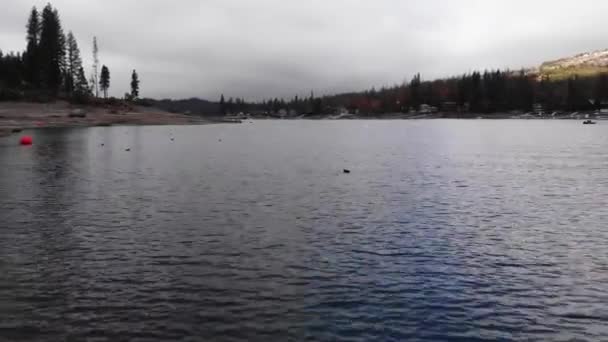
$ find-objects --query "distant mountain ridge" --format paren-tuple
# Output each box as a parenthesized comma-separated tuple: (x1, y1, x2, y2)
(538, 48, 608, 79)
(542, 49, 608, 69)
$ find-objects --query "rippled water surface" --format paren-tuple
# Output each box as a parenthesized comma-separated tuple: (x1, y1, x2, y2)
(1, 120, 608, 341)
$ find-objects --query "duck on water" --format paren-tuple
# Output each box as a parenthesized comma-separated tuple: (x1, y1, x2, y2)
(583, 120, 597, 125)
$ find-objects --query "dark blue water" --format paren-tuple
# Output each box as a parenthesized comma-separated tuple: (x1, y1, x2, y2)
(1, 120, 608, 341)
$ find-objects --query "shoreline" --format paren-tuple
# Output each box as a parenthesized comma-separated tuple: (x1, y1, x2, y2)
(1, 101, 600, 137)
(239, 113, 603, 121)
(0, 101, 239, 136)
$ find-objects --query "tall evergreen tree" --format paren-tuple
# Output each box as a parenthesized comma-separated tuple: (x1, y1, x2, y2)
(516, 70, 534, 111)
(594, 73, 608, 109)
(65, 31, 83, 94)
(74, 66, 90, 96)
(99, 65, 110, 98)
(567, 76, 581, 111)
(219, 94, 226, 115)
(313, 97, 323, 115)
(227, 97, 234, 114)
(39, 4, 65, 92)
(0, 52, 24, 89)
(470, 71, 483, 113)
(409, 73, 422, 110)
(24, 7, 41, 87)
(130, 69, 140, 99)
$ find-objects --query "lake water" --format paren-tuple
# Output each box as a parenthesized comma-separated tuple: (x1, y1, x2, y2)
(1, 120, 608, 341)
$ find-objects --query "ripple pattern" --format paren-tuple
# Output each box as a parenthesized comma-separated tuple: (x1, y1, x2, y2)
(1, 120, 608, 341)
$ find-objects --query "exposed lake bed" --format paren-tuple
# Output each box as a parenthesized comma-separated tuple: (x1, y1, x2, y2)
(0, 101, 228, 135)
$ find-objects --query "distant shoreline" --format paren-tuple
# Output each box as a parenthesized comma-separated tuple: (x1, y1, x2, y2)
(234, 112, 604, 121)
(1, 101, 601, 137)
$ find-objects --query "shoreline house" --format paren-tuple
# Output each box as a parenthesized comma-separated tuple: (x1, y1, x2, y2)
(335, 106, 349, 115)
(419, 104, 438, 114)
(591, 99, 608, 119)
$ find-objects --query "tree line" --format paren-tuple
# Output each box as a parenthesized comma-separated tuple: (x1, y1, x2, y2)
(0, 3, 140, 102)
(218, 91, 324, 116)
(5, 4, 607, 115)
(221, 71, 608, 117)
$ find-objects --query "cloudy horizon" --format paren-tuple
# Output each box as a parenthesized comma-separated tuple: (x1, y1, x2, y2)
(2, 0, 608, 101)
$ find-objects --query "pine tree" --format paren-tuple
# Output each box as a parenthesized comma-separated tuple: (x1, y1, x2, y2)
(470, 71, 482, 113)
(39, 4, 65, 92)
(594, 73, 608, 109)
(227, 97, 234, 114)
(99, 65, 110, 98)
(24, 7, 40, 87)
(0, 52, 24, 89)
(410, 73, 422, 110)
(516, 70, 534, 111)
(74, 66, 90, 96)
(308, 90, 315, 114)
(219, 94, 226, 115)
(130, 69, 140, 99)
(313, 97, 323, 115)
(567, 76, 580, 111)
(65, 31, 83, 94)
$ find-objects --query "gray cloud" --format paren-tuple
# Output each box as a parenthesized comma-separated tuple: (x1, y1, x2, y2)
(3, 0, 608, 100)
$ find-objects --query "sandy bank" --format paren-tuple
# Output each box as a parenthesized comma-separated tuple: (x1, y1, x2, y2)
(0, 101, 234, 136)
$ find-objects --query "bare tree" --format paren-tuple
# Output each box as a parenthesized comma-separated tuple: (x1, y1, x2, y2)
(92, 36, 99, 97)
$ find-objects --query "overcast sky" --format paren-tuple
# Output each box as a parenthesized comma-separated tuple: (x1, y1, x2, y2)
(2, 0, 608, 100)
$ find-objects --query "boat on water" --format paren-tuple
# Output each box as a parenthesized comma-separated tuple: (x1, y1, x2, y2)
(583, 120, 597, 125)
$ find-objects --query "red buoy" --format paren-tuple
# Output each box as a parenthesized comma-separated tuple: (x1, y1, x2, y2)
(20, 136, 33, 146)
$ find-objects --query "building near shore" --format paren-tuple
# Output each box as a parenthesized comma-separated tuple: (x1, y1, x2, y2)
(419, 104, 438, 114)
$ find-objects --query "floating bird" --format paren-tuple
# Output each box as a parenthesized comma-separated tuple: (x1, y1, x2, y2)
(343, 169, 351, 174)
(125, 148, 131, 152)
